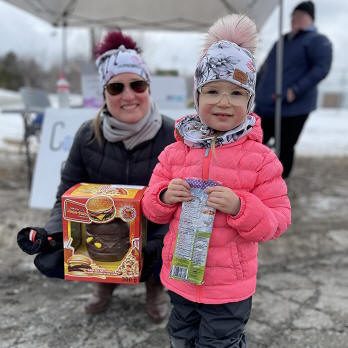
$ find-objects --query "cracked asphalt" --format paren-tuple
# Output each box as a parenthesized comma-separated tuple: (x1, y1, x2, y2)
(0, 151, 347, 348)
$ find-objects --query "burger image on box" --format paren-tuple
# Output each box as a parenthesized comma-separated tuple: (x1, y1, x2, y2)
(86, 195, 116, 223)
(67, 254, 92, 273)
(62, 183, 146, 284)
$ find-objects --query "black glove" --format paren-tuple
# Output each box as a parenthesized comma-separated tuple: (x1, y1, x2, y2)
(17, 227, 62, 255)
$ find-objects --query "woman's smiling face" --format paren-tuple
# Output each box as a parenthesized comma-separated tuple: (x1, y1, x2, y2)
(104, 73, 150, 124)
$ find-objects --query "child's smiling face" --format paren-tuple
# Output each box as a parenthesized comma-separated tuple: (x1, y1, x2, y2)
(198, 81, 250, 131)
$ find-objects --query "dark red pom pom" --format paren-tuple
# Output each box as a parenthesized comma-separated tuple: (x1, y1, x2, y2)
(95, 31, 141, 57)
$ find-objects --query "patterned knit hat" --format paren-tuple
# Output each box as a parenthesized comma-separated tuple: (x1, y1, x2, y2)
(194, 40, 256, 112)
(96, 45, 151, 87)
(193, 14, 258, 113)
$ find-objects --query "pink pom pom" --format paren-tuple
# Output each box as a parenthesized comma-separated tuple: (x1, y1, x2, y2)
(202, 14, 258, 55)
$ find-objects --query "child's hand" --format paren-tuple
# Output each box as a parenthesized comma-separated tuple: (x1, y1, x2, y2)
(161, 178, 193, 205)
(205, 186, 241, 216)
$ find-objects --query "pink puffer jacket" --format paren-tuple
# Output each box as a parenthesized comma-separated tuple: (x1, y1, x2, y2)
(142, 114, 291, 304)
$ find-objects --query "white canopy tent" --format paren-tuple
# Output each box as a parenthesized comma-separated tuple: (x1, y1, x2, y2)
(3, 0, 285, 154)
(3, 0, 277, 30)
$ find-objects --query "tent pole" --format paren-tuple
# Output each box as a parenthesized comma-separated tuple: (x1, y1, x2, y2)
(275, 0, 284, 156)
(61, 17, 68, 76)
(89, 27, 97, 61)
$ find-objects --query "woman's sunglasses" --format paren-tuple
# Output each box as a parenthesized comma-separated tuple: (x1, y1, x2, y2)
(105, 80, 148, 96)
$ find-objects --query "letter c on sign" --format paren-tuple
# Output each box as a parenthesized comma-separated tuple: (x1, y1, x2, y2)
(50, 121, 65, 151)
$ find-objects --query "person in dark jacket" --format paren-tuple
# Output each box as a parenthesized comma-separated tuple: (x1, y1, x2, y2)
(254, 1, 332, 178)
(17, 31, 175, 323)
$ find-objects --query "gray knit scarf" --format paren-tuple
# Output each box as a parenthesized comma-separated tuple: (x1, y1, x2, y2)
(102, 101, 162, 150)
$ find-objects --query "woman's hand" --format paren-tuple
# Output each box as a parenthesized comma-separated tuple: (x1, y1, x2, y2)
(287, 88, 296, 103)
(161, 178, 193, 205)
(205, 186, 241, 216)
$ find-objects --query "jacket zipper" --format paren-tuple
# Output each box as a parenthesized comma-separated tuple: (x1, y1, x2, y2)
(202, 147, 212, 180)
(197, 146, 213, 301)
(125, 157, 130, 184)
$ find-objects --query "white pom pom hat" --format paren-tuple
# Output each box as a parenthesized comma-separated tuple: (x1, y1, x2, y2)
(193, 14, 258, 112)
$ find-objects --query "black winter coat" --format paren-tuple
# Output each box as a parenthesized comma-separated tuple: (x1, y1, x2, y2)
(45, 115, 175, 236)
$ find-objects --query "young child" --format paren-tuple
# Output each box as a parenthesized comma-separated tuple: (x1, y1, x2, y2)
(142, 14, 291, 347)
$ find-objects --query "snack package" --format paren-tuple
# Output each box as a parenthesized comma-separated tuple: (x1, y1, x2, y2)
(62, 183, 146, 284)
(170, 178, 219, 284)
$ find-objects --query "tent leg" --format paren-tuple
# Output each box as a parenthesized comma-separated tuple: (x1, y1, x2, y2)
(22, 112, 33, 190)
(275, 0, 284, 157)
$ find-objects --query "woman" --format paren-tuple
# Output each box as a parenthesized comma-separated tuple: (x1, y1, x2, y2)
(17, 31, 175, 323)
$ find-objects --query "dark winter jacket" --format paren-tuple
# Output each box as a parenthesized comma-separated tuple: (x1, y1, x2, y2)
(45, 115, 175, 240)
(255, 27, 332, 117)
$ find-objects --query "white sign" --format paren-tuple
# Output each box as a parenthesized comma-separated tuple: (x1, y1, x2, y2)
(151, 76, 187, 109)
(29, 108, 97, 209)
(80, 62, 103, 108)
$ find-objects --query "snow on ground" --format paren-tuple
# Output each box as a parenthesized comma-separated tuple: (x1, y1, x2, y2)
(1, 112, 23, 147)
(0, 105, 347, 156)
(296, 108, 348, 156)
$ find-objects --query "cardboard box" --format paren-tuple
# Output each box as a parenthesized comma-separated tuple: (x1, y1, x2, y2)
(62, 183, 146, 284)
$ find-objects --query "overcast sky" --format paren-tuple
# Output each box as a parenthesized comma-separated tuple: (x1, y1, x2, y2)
(0, 0, 346, 82)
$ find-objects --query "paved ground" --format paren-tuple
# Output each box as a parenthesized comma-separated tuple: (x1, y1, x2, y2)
(0, 151, 347, 348)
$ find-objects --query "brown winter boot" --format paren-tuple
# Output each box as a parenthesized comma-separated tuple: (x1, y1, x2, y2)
(145, 276, 169, 323)
(84, 283, 117, 314)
